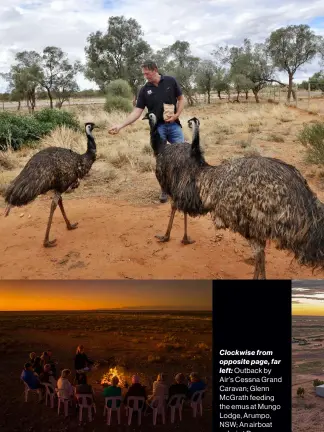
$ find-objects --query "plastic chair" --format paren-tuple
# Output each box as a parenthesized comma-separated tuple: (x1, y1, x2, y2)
(56, 387, 73, 417)
(104, 396, 122, 425)
(57, 397, 70, 417)
(190, 389, 205, 417)
(43, 382, 56, 408)
(167, 394, 186, 423)
(149, 395, 166, 426)
(125, 396, 145, 426)
(76, 393, 96, 422)
(22, 381, 42, 402)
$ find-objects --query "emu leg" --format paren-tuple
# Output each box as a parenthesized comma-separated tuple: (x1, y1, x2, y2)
(43, 193, 60, 248)
(4, 204, 12, 217)
(155, 205, 176, 242)
(58, 197, 78, 230)
(181, 213, 195, 245)
(249, 239, 266, 280)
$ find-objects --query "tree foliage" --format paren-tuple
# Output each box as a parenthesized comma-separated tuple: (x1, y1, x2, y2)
(161, 41, 199, 105)
(213, 38, 274, 102)
(196, 60, 218, 103)
(84, 16, 152, 95)
(266, 24, 323, 100)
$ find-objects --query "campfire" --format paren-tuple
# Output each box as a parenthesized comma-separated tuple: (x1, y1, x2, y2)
(100, 366, 127, 387)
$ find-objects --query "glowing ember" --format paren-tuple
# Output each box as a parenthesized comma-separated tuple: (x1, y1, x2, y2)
(101, 366, 127, 387)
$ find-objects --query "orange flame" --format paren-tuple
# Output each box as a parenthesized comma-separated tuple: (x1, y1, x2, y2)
(100, 366, 126, 386)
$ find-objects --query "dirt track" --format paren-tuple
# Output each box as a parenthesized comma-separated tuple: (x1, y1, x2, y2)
(1, 196, 324, 280)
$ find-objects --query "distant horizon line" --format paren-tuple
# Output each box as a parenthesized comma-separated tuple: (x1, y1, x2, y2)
(0, 307, 212, 312)
(292, 313, 324, 317)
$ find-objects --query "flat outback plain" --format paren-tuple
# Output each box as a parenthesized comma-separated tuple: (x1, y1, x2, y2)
(0, 309, 212, 432)
(292, 315, 324, 432)
(1, 96, 324, 279)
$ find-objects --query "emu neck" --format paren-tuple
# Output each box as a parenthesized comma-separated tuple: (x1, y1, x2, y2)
(86, 133, 96, 156)
(150, 127, 165, 157)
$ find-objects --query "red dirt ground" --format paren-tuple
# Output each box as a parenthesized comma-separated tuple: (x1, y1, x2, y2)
(1, 195, 324, 280)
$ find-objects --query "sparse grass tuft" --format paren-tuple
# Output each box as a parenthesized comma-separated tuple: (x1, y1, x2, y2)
(148, 354, 163, 363)
(195, 342, 209, 351)
(307, 104, 320, 115)
(297, 122, 324, 164)
(0, 150, 16, 170)
(267, 134, 285, 143)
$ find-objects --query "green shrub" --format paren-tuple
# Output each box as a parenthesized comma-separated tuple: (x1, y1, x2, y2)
(104, 95, 133, 113)
(0, 108, 80, 151)
(297, 122, 324, 163)
(297, 386, 305, 397)
(313, 378, 324, 387)
(106, 79, 132, 99)
(33, 108, 80, 130)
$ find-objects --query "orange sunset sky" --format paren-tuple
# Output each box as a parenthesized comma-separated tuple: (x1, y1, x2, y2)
(292, 280, 324, 316)
(0, 280, 212, 311)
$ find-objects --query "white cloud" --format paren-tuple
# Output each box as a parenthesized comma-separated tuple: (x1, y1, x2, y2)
(0, 0, 323, 92)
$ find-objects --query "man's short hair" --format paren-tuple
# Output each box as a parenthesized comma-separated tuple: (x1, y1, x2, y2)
(141, 60, 158, 71)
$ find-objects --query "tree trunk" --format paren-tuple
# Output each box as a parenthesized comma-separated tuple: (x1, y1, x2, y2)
(252, 89, 260, 103)
(31, 95, 36, 113)
(287, 74, 293, 102)
(217, 90, 222, 99)
(207, 91, 210, 104)
(236, 91, 240, 102)
(245, 91, 249, 100)
(27, 98, 31, 114)
(17, 101, 21, 111)
(186, 94, 195, 106)
(46, 88, 53, 109)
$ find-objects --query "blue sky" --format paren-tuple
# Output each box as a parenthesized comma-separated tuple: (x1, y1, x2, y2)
(0, 0, 323, 92)
(309, 16, 324, 27)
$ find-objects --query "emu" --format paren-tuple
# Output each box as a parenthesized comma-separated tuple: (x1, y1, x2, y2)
(144, 112, 324, 279)
(143, 112, 208, 245)
(4, 122, 97, 248)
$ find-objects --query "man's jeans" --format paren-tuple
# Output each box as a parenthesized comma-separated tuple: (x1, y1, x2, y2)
(157, 122, 185, 143)
(156, 122, 185, 202)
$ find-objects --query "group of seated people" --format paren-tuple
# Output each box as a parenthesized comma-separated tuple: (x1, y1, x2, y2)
(102, 371, 206, 413)
(20, 344, 206, 416)
(20, 345, 92, 400)
(21, 350, 58, 396)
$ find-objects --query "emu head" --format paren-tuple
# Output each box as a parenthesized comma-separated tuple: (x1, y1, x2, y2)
(142, 112, 157, 129)
(85, 122, 97, 134)
(187, 117, 200, 129)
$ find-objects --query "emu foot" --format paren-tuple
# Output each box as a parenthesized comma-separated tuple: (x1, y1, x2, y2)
(155, 234, 170, 242)
(43, 239, 57, 248)
(67, 222, 78, 230)
(181, 236, 195, 245)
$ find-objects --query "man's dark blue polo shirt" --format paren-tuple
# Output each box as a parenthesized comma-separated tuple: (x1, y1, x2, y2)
(136, 75, 183, 125)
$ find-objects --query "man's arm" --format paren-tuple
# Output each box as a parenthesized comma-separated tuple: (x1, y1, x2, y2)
(119, 107, 144, 128)
(108, 107, 143, 134)
(108, 86, 145, 134)
(165, 95, 185, 123)
(175, 95, 185, 118)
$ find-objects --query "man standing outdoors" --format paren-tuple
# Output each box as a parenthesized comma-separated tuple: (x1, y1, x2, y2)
(108, 60, 185, 203)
